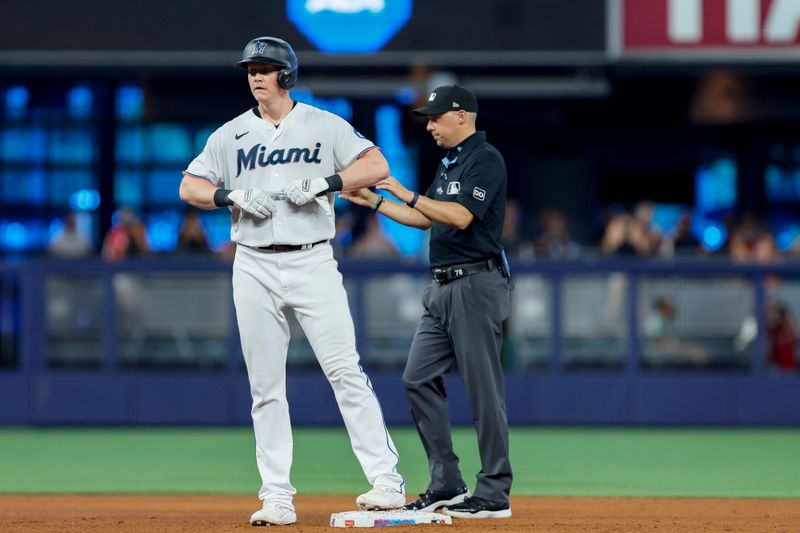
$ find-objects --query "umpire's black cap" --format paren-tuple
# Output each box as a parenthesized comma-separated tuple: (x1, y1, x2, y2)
(412, 84, 478, 115)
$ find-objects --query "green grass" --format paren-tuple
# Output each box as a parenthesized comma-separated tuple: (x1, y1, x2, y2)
(0, 427, 798, 497)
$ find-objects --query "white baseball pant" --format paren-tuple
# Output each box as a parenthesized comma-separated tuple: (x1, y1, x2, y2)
(232, 242, 403, 506)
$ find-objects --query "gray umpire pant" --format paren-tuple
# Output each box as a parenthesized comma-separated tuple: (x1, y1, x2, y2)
(402, 268, 513, 505)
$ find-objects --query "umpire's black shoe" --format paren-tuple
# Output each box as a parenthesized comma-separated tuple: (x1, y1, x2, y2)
(402, 485, 469, 512)
(442, 496, 512, 519)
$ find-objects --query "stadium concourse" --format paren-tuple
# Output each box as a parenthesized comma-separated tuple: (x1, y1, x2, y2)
(1, 495, 798, 532)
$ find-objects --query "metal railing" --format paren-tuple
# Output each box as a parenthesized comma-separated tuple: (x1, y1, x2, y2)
(1, 257, 800, 375)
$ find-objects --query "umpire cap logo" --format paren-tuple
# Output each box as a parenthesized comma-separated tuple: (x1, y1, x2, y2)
(428, 92, 436, 101)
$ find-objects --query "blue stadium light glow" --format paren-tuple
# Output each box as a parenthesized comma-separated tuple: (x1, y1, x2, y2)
(1, 222, 29, 251)
(701, 224, 726, 251)
(69, 189, 101, 211)
(695, 156, 737, 214)
(48, 219, 65, 242)
(150, 220, 176, 252)
(775, 224, 799, 251)
(116, 85, 144, 121)
(5, 86, 29, 118)
(145, 210, 181, 252)
(150, 124, 192, 163)
(287, 0, 412, 53)
(67, 86, 93, 119)
(291, 89, 353, 121)
(374, 104, 422, 257)
(394, 86, 417, 105)
(202, 212, 233, 252)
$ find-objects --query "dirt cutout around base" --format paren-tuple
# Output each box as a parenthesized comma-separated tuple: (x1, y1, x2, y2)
(0, 494, 798, 532)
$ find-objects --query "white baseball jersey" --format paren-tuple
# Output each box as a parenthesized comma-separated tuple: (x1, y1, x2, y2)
(184, 102, 376, 246)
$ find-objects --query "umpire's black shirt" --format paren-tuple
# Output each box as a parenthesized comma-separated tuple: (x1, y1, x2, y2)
(425, 131, 507, 267)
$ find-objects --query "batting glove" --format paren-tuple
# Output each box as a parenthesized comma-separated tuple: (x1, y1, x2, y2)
(284, 177, 329, 206)
(228, 189, 275, 220)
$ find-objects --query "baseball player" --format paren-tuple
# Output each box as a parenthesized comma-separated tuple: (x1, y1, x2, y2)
(178, 36, 405, 526)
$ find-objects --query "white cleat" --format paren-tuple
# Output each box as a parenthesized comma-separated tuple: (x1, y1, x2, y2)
(356, 485, 406, 510)
(250, 501, 297, 526)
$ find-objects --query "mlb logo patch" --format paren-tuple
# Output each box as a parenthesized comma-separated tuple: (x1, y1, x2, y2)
(429, 92, 437, 101)
(472, 187, 486, 201)
(446, 181, 460, 194)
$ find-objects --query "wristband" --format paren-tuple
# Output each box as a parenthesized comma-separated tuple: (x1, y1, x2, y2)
(407, 191, 420, 208)
(372, 195, 384, 213)
(214, 188, 233, 207)
(321, 173, 343, 194)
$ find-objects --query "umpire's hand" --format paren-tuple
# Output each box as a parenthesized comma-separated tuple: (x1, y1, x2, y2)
(376, 177, 413, 203)
(338, 188, 378, 208)
(228, 189, 275, 219)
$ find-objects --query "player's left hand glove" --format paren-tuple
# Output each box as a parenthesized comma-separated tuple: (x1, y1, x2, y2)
(284, 177, 329, 206)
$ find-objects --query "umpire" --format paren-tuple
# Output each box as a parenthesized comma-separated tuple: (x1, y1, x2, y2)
(340, 84, 512, 519)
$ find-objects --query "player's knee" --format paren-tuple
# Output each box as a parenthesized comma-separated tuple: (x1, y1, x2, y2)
(322, 359, 356, 383)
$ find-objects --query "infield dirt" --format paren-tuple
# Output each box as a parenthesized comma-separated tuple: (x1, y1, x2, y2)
(0, 494, 797, 532)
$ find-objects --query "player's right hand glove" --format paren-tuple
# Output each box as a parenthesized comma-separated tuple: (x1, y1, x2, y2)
(228, 189, 274, 220)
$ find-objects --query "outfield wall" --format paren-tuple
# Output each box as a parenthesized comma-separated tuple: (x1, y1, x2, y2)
(1, 258, 799, 425)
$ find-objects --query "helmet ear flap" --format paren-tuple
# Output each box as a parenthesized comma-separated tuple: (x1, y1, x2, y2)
(278, 68, 296, 90)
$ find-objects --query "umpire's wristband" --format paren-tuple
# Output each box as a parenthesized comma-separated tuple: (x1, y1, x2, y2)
(372, 195, 384, 213)
(214, 188, 234, 207)
(407, 191, 420, 209)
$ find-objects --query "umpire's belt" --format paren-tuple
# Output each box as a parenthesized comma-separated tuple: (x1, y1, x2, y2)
(256, 239, 328, 253)
(431, 258, 497, 284)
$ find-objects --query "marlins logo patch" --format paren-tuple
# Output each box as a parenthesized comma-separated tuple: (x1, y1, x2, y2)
(446, 181, 460, 195)
(252, 41, 267, 55)
(472, 187, 486, 201)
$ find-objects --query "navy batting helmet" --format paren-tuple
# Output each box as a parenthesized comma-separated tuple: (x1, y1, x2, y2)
(236, 37, 298, 90)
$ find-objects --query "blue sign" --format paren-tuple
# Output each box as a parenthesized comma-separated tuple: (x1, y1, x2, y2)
(287, 0, 412, 54)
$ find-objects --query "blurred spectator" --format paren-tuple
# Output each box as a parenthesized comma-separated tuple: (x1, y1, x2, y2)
(48, 212, 93, 258)
(766, 301, 797, 372)
(729, 212, 768, 262)
(632, 200, 662, 254)
(601, 203, 662, 258)
(601, 213, 655, 257)
(102, 207, 150, 262)
(348, 217, 399, 259)
(644, 296, 678, 338)
(643, 296, 709, 366)
(533, 207, 578, 259)
(790, 233, 800, 257)
(753, 233, 782, 264)
(501, 198, 534, 260)
(663, 211, 702, 257)
(176, 208, 210, 254)
(601, 213, 637, 256)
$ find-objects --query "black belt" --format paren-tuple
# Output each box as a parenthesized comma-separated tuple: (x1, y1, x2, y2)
(256, 239, 328, 253)
(431, 258, 498, 284)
